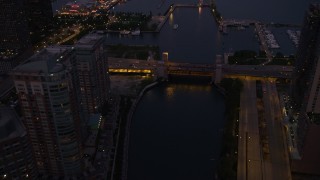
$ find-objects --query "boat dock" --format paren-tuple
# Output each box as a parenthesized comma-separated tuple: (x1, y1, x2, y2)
(254, 23, 273, 63)
(219, 19, 258, 34)
(286, 30, 300, 47)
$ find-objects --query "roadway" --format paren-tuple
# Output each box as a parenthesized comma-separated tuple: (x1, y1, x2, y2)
(238, 78, 263, 180)
(237, 78, 292, 180)
(57, 25, 82, 45)
(108, 58, 293, 78)
(262, 79, 291, 180)
(108, 57, 159, 70)
(222, 65, 293, 78)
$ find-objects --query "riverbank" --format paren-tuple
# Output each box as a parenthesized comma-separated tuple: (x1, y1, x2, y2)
(121, 81, 160, 180)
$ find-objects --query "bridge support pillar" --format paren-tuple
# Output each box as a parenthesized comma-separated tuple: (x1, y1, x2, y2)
(155, 52, 169, 80)
(214, 55, 223, 84)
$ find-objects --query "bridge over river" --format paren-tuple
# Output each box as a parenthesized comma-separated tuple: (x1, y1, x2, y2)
(108, 57, 293, 81)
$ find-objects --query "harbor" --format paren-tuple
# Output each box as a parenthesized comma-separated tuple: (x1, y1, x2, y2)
(264, 28, 280, 49)
(286, 30, 300, 47)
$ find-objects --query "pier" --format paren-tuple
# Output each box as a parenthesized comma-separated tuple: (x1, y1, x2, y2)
(254, 23, 274, 64)
(220, 19, 275, 64)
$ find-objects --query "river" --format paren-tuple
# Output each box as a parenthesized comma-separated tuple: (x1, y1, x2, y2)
(128, 80, 225, 180)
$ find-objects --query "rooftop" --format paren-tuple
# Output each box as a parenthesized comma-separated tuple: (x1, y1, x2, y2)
(0, 106, 26, 142)
(14, 46, 72, 74)
(76, 33, 104, 50)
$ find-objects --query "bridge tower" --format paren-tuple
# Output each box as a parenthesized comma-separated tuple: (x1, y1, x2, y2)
(156, 52, 169, 80)
(214, 55, 223, 84)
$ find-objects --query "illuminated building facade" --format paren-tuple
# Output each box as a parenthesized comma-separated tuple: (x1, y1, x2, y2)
(11, 46, 83, 176)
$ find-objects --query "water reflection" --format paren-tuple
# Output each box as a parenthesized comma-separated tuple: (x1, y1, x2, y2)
(169, 13, 174, 26)
(165, 86, 175, 99)
(166, 84, 213, 95)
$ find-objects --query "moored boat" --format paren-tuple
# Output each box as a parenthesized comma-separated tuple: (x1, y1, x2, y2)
(120, 30, 130, 35)
(131, 29, 140, 36)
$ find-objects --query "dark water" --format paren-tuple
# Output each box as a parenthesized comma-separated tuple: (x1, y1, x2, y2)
(106, 7, 221, 63)
(159, 7, 221, 63)
(105, 0, 316, 62)
(114, 0, 316, 24)
(128, 82, 225, 180)
(114, 0, 212, 15)
(215, 0, 316, 25)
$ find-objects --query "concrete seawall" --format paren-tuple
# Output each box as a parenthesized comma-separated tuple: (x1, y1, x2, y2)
(121, 81, 159, 180)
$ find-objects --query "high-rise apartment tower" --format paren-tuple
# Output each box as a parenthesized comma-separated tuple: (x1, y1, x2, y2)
(75, 34, 110, 116)
(291, 3, 320, 176)
(11, 46, 83, 177)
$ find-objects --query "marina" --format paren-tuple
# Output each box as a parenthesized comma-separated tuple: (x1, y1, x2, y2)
(287, 30, 300, 47)
(264, 29, 280, 49)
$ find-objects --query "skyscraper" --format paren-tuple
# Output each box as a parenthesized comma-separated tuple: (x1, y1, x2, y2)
(291, 3, 320, 176)
(0, 0, 32, 73)
(0, 106, 38, 179)
(11, 46, 83, 177)
(293, 3, 320, 113)
(75, 33, 110, 116)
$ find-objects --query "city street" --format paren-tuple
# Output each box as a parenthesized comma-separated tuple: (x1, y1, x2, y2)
(238, 78, 263, 180)
(262, 79, 291, 180)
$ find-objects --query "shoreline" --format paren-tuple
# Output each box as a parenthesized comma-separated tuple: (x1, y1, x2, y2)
(120, 80, 160, 180)
(120, 78, 227, 180)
